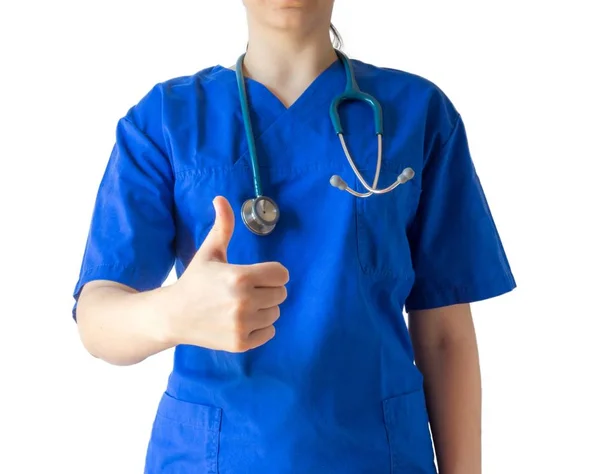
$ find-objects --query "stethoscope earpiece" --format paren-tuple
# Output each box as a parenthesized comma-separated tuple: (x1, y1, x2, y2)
(397, 167, 415, 184)
(330, 167, 415, 197)
(235, 50, 417, 234)
(329, 175, 348, 191)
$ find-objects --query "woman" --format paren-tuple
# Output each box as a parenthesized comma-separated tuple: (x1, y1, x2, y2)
(73, 1, 516, 473)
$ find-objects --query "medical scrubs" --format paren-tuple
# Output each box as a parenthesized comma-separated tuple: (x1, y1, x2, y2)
(73, 57, 516, 473)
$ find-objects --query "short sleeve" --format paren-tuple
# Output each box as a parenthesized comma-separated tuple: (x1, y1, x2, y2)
(72, 87, 176, 318)
(405, 110, 516, 312)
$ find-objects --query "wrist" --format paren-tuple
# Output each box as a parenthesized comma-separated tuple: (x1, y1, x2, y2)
(141, 283, 183, 349)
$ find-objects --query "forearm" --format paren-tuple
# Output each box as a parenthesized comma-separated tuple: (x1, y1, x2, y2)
(76, 282, 178, 366)
(415, 334, 482, 474)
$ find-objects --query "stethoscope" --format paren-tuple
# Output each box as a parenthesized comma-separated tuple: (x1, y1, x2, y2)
(235, 50, 415, 236)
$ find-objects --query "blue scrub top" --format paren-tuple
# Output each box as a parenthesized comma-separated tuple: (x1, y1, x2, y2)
(73, 57, 516, 474)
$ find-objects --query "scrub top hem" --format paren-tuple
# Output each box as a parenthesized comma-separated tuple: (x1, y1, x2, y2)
(72, 55, 517, 473)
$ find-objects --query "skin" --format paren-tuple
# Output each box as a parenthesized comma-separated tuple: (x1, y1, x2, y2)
(77, 2, 483, 472)
(240, 0, 338, 107)
(410, 305, 482, 474)
(77, 197, 289, 363)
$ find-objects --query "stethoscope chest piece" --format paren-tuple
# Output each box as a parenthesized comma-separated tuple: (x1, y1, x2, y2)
(241, 196, 280, 236)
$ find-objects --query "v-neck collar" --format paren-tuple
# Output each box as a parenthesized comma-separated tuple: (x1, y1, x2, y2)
(211, 56, 346, 134)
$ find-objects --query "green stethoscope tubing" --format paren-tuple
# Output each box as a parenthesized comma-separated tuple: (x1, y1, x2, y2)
(235, 50, 414, 235)
(235, 50, 383, 197)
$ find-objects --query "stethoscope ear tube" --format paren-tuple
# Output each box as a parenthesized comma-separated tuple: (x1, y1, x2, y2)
(236, 50, 416, 235)
(331, 133, 415, 197)
(236, 54, 281, 236)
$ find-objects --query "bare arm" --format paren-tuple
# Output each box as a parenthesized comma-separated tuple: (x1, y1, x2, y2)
(75, 197, 288, 367)
(76, 281, 178, 366)
(409, 303, 481, 474)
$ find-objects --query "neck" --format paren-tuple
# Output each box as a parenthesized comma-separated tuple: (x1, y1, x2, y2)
(240, 26, 338, 108)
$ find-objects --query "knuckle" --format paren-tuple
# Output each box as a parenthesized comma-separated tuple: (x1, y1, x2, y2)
(226, 300, 251, 337)
(231, 294, 250, 316)
(229, 336, 249, 353)
(233, 317, 248, 337)
(229, 268, 251, 288)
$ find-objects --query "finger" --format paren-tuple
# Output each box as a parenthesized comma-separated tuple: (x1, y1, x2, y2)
(241, 262, 290, 287)
(250, 286, 287, 310)
(245, 325, 276, 350)
(196, 196, 235, 263)
(248, 306, 281, 330)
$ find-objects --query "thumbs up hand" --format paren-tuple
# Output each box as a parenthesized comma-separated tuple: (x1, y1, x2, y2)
(166, 197, 289, 352)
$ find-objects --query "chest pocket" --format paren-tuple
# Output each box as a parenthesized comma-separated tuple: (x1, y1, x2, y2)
(354, 167, 419, 278)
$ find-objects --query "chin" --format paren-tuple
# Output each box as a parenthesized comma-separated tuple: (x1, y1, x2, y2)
(271, 0, 313, 6)
(247, 0, 324, 31)
(266, 8, 314, 30)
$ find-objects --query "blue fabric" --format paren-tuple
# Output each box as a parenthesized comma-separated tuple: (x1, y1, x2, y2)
(73, 57, 516, 473)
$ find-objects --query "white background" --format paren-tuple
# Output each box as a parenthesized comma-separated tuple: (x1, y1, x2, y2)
(1, 0, 598, 472)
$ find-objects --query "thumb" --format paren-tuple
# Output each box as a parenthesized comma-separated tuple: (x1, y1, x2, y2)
(196, 196, 235, 263)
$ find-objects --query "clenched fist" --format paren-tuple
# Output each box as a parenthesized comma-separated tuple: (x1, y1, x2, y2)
(165, 196, 289, 352)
